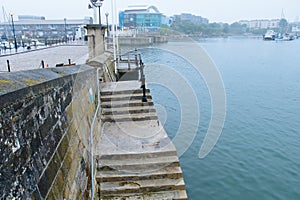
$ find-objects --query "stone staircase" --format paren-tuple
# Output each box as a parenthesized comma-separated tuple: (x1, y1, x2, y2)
(95, 81, 188, 200)
(100, 87, 156, 123)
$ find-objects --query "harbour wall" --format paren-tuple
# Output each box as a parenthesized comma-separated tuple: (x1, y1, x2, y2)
(0, 65, 101, 199)
(118, 35, 168, 46)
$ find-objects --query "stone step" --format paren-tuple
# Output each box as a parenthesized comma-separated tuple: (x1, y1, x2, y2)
(99, 190, 188, 200)
(97, 156, 180, 172)
(97, 150, 177, 160)
(101, 93, 152, 102)
(102, 112, 158, 122)
(99, 178, 186, 196)
(96, 166, 183, 183)
(102, 106, 156, 116)
(101, 100, 154, 109)
(101, 88, 150, 96)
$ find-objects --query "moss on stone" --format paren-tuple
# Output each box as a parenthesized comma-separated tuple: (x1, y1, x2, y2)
(0, 79, 12, 84)
(22, 78, 46, 86)
(0, 79, 21, 90)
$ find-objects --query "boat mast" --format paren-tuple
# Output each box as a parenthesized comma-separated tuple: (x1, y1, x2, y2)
(281, 9, 285, 20)
(2, 6, 11, 39)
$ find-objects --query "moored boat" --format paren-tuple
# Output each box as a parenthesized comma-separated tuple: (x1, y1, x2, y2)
(263, 30, 276, 40)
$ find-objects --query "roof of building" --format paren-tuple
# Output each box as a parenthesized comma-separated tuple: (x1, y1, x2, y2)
(123, 5, 161, 14)
(2, 18, 92, 25)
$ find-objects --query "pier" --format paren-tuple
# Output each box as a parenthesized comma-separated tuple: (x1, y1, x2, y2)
(0, 24, 187, 199)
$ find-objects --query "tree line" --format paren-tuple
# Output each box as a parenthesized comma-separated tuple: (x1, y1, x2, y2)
(161, 19, 291, 37)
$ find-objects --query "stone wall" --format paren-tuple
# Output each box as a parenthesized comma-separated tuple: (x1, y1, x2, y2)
(0, 65, 100, 199)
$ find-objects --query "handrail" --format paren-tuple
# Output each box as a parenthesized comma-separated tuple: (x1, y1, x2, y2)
(104, 62, 116, 82)
(90, 68, 101, 200)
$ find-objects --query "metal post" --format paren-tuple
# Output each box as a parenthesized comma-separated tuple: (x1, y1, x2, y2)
(64, 18, 67, 43)
(10, 13, 18, 52)
(135, 54, 138, 66)
(128, 54, 131, 69)
(98, 6, 101, 25)
(7, 60, 11, 72)
(134, 49, 138, 66)
(105, 12, 109, 37)
(139, 54, 143, 66)
(68, 59, 71, 65)
(140, 61, 147, 102)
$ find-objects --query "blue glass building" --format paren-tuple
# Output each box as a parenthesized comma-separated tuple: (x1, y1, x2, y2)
(119, 5, 163, 32)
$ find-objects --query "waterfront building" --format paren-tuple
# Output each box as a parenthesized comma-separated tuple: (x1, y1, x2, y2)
(119, 5, 164, 32)
(0, 15, 92, 41)
(291, 22, 300, 33)
(173, 13, 209, 25)
(239, 19, 280, 29)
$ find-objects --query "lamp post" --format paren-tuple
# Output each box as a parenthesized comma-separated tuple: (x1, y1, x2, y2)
(64, 18, 67, 42)
(90, 0, 104, 26)
(105, 12, 109, 37)
(9, 12, 18, 52)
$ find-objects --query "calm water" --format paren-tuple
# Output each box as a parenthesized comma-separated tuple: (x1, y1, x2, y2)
(140, 37, 300, 199)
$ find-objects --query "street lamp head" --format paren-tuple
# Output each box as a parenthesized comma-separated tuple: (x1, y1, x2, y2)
(9, 12, 13, 17)
(105, 12, 109, 17)
(90, 0, 104, 7)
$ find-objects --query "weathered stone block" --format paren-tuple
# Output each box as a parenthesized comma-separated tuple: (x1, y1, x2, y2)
(62, 182, 70, 199)
(38, 152, 61, 198)
(66, 121, 78, 141)
(31, 189, 42, 200)
(57, 134, 69, 160)
(46, 190, 56, 200)
(38, 170, 51, 198)
(66, 152, 81, 186)
(52, 170, 64, 200)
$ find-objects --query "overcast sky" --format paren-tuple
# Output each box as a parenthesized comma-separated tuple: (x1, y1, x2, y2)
(1, 0, 300, 23)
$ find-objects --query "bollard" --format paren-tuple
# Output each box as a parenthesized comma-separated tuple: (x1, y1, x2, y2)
(41, 60, 45, 68)
(7, 60, 11, 72)
(68, 59, 71, 65)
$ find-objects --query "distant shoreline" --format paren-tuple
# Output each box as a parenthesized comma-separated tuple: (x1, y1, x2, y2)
(165, 34, 263, 41)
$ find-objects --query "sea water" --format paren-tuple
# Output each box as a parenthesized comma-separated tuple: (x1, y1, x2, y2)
(140, 37, 300, 199)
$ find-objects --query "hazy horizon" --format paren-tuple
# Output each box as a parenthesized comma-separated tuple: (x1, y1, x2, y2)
(1, 0, 300, 24)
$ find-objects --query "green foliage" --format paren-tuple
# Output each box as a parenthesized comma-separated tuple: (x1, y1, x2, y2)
(167, 21, 248, 36)
(161, 20, 289, 37)
(279, 18, 288, 29)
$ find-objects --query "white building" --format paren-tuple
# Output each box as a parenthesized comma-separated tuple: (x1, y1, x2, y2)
(0, 16, 92, 40)
(239, 19, 280, 29)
